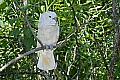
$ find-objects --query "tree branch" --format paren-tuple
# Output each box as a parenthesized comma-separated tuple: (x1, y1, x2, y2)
(0, 47, 41, 72)
(0, 71, 51, 79)
(14, 0, 44, 49)
(57, 22, 92, 48)
(109, 0, 119, 79)
(110, 0, 119, 66)
(0, 71, 42, 76)
(56, 60, 72, 80)
(68, 1, 81, 79)
(93, 34, 111, 79)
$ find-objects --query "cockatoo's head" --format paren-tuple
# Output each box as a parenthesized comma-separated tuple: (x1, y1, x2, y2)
(39, 11, 57, 26)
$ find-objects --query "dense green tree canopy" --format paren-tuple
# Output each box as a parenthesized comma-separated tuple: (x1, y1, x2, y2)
(0, 0, 120, 80)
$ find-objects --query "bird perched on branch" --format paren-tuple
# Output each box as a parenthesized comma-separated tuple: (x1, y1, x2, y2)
(37, 11, 59, 70)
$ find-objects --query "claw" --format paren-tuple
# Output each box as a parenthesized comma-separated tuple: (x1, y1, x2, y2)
(49, 44, 55, 50)
(44, 44, 55, 50)
(50, 45, 53, 50)
(45, 45, 49, 50)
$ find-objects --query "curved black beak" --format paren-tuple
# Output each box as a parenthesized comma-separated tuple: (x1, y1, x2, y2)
(53, 17, 58, 22)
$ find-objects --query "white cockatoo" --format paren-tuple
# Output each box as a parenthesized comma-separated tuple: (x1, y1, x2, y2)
(37, 11, 59, 70)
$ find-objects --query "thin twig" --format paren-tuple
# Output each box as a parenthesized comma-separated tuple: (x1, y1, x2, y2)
(0, 47, 41, 72)
(67, 45, 76, 75)
(68, 1, 81, 79)
(56, 60, 72, 80)
(57, 22, 92, 47)
(0, 71, 42, 76)
(47, 0, 56, 11)
(0, 36, 15, 39)
(25, 16, 44, 49)
(93, 34, 110, 77)
(14, 0, 44, 49)
(0, 71, 51, 79)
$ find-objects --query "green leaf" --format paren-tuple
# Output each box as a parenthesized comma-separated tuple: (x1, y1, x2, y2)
(12, 28, 20, 37)
(23, 28, 32, 38)
(9, 18, 16, 26)
(0, 0, 6, 9)
(0, 20, 3, 26)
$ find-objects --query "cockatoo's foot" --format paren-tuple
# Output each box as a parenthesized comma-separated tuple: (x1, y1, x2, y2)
(45, 45, 49, 50)
(49, 44, 54, 50)
(44, 44, 55, 50)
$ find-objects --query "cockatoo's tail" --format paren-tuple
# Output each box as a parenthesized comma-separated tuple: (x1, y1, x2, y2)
(37, 50, 55, 70)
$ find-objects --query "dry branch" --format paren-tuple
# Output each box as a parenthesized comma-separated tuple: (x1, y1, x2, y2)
(93, 34, 110, 78)
(0, 71, 42, 76)
(0, 47, 41, 72)
(109, 0, 119, 80)
(14, 0, 44, 49)
(69, 1, 81, 79)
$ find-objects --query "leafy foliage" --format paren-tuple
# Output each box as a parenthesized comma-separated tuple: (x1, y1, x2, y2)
(0, 0, 120, 80)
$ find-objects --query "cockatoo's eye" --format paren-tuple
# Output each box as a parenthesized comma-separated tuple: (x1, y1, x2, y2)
(49, 16, 51, 18)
